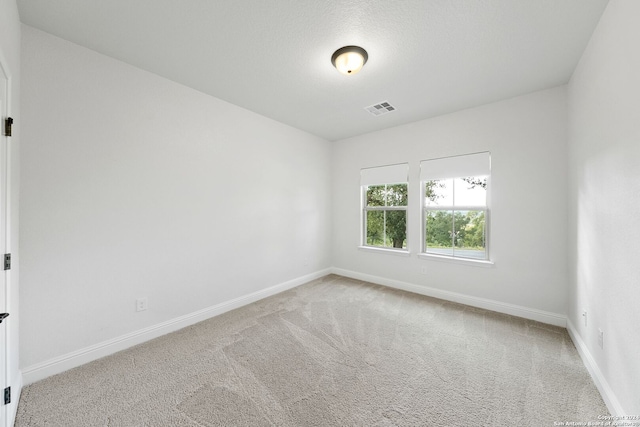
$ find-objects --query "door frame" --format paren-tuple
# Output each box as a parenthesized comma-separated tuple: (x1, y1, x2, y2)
(0, 49, 14, 427)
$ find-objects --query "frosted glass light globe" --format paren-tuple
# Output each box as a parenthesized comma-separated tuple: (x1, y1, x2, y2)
(331, 46, 368, 76)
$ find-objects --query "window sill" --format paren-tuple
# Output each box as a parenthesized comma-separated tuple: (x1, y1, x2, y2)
(358, 246, 411, 257)
(418, 252, 495, 267)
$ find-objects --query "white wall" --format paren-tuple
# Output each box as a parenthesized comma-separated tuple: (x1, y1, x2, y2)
(332, 87, 568, 319)
(0, 0, 21, 425)
(567, 0, 640, 415)
(19, 26, 332, 370)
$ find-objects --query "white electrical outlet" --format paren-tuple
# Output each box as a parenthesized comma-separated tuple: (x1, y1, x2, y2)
(582, 311, 587, 327)
(598, 329, 604, 349)
(420, 266, 428, 275)
(136, 297, 148, 312)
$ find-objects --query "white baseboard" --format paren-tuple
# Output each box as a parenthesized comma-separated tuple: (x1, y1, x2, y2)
(331, 267, 567, 327)
(22, 269, 332, 385)
(566, 319, 624, 416)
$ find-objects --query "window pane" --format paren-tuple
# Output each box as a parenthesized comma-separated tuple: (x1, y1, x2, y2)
(386, 210, 407, 248)
(454, 210, 486, 259)
(366, 210, 385, 246)
(386, 184, 408, 207)
(425, 179, 453, 207)
(425, 210, 453, 256)
(454, 176, 487, 207)
(366, 185, 386, 207)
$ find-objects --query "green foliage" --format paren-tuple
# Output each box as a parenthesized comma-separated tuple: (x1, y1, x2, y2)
(463, 211, 485, 248)
(365, 184, 407, 248)
(366, 211, 384, 245)
(425, 210, 485, 249)
(461, 176, 487, 189)
(366, 177, 487, 252)
(425, 180, 444, 202)
(426, 211, 454, 247)
(424, 177, 487, 251)
(366, 185, 386, 207)
(386, 210, 406, 248)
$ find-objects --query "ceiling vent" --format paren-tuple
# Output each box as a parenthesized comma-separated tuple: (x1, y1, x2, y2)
(365, 101, 396, 116)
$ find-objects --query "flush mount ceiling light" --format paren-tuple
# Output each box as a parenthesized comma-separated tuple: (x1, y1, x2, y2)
(331, 46, 368, 75)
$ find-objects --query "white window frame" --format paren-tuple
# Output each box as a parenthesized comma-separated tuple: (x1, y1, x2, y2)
(420, 153, 492, 263)
(360, 163, 409, 254)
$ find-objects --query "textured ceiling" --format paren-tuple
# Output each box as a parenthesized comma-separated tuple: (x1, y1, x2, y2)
(18, 0, 609, 141)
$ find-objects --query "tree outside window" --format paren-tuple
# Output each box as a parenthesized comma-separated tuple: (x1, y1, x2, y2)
(424, 176, 487, 260)
(364, 183, 408, 249)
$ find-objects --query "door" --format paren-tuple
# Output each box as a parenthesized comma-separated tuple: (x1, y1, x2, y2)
(0, 59, 8, 427)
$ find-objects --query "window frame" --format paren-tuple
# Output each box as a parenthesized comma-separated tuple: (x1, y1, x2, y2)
(361, 182, 409, 253)
(421, 184, 490, 261)
(420, 153, 491, 263)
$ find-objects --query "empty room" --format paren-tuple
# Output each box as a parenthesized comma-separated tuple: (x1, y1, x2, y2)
(0, 0, 638, 425)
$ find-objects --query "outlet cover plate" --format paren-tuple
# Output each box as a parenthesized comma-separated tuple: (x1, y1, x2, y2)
(136, 297, 148, 312)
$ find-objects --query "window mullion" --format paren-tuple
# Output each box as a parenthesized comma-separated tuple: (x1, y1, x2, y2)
(452, 209, 456, 256)
(383, 210, 387, 247)
(383, 184, 387, 247)
(452, 180, 456, 255)
(365, 206, 406, 211)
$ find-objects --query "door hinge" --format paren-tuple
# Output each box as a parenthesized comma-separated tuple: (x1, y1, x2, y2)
(3, 387, 10, 405)
(3, 253, 10, 270)
(3, 117, 12, 137)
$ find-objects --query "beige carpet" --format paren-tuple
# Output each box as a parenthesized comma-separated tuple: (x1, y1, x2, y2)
(16, 275, 608, 426)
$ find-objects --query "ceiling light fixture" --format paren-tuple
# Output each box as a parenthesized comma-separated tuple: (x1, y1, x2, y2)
(331, 46, 368, 76)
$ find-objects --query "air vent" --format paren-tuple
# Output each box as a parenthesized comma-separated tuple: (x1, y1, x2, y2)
(365, 101, 396, 116)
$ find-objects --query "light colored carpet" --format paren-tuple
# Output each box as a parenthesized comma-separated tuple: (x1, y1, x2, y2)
(16, 275, 608, 426)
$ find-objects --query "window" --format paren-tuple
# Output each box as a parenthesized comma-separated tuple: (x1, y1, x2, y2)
(420, 152, 490, 260)
(361, 163, 409, 250)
